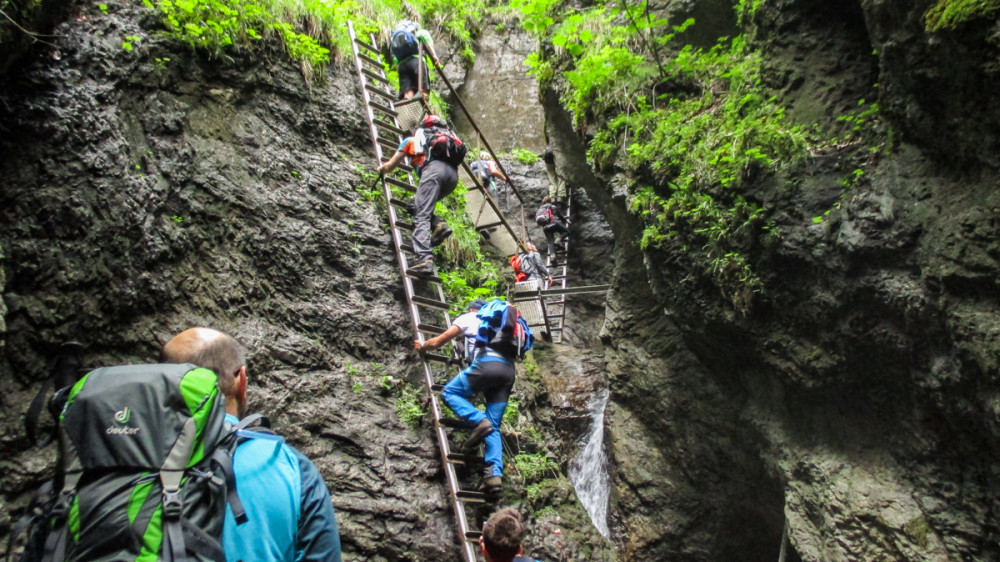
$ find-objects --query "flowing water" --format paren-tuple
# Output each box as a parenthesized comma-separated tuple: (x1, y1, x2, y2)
(568, 387, 611, 539)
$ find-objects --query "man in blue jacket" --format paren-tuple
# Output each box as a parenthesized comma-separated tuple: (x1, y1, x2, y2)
(161, 328, 342, 562)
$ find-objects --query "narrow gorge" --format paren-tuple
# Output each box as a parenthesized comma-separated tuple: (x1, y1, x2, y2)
(3, 0, 1000, 560)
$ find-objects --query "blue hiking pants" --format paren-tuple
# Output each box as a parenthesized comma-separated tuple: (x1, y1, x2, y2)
(441, 353, 515, 477)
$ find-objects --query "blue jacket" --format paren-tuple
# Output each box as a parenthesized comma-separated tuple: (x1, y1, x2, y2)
(223, 414, 342, 562)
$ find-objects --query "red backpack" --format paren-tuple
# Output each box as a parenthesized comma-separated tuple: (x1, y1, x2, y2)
(509, 254, 528, 283)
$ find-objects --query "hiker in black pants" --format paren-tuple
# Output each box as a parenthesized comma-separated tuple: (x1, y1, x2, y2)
(535, 196, 570, 257)
(379, 115, 463, 276)
(390, 20, 441, 100)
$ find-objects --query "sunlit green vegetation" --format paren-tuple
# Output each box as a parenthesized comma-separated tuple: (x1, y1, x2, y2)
(514, 0, 819, 313)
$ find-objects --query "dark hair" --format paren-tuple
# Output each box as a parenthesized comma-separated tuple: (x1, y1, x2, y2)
(482, 508, 525, 562)
(543, 145, 555, 164)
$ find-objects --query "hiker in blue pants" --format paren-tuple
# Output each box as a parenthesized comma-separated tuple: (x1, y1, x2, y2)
(418, 299, 532, 497)
(439, 353, 513, 496)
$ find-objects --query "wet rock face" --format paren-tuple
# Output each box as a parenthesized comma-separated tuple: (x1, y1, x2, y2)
(0, 4, 616, 559)
(540, 0, 1000, 561)
(0, 4, 464, 558)
(451, 23, 547, 152)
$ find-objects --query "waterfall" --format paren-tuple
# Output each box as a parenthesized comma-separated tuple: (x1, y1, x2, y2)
(568, 387, 611, 539)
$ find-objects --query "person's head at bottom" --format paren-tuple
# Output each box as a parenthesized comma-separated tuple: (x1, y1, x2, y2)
(480, 507, 526, 562)
(161, 327, 248, 418)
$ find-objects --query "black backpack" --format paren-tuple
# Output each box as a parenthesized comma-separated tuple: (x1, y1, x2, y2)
(535, 204, 554, 227)
(423, 126, 467, 167)
(11, 363, 248, 562)
(390, 21, 419, 61)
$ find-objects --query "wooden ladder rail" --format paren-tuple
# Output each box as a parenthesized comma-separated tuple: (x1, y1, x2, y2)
(347, 21, 484, 562)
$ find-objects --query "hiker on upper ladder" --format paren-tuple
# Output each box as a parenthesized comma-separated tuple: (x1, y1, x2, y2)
(378, 115, 467, 277)
(390, 19, 441, 100)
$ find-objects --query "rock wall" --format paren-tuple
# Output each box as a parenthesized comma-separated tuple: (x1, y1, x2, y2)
(543, 0, 1000, 560)
(0, 3, 607, 559)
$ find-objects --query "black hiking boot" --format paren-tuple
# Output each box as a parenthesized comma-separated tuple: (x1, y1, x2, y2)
(431, 223, 453, 246)
(463, 418, 493, 450)
(408, 258, 435, 277)
(480, 463, 502, 500)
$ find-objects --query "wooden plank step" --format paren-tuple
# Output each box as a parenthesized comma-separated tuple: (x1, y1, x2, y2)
(353, 38, 380, 56)
(465, 531, 483, 542)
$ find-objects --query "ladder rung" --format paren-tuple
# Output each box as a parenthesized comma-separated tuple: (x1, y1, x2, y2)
(385, 176, 415, 192)
(362, 69, 391, 86)
(380, 159, 414, 174)
(400, 242, 415, 254)
(356, 52, 384, 70)
(353, 38, 381, 56)
(475, 221, 504, 231)
(378, 137, 398, 151)
(446, 452, 471, 464)
(368, 100, 398, 117)
(423, 353, 453, 365)
(394, 220, 414, 231)
(373, 119, 406, 136)
(406, 271, 442, 283)
(439, 417, 465, 427)
(389, 197, 411, 209)
(465, 531, 483, 542)
(417, 322, 448, 334)
(432, 383, 445, 392)
(411, 294, 449, 310)
(547, 314, 565, 319)
(457, 490, 487, 502)
(365, 83, 396, 101)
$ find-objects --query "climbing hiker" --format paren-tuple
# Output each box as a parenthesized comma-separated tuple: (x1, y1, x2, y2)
(162, 328, 342, 562)
(470, 151, 508, 200)
(420, 298, 533, 498)
(390, 19, 441, 100)
(414, 298, 487, 366)
(480, 507, 543, 562)
(542, 145, 567, 204)
(510, 242, 552, 287)
(378, 115, 466, 276)
(535, 196, 570, 257)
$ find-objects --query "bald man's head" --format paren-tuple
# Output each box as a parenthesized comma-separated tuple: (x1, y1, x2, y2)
(161, 328, 246, 397)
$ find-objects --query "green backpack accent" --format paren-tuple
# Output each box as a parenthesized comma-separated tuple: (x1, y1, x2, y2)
(13, 363, 246, 562)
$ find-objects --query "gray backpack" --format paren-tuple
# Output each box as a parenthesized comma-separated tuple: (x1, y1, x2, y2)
(12, 363, 248, 562)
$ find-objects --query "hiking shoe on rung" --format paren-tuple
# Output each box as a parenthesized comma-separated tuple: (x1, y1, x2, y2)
(431, 223, 453, 246)
(408, 258, 435, 277)
(481, 476, 502, 500)
(463, 418, 493, 449)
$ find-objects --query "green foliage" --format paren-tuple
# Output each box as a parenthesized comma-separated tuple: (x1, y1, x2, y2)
(433, 183, 506, 310)
(395, 384, 426, 428)
(511, 451, 558, 480)
(516, 0, 812, 312)
(509, 148, 540, 165)
(925, 0, 1000, 30)
(410, 0, 493, 64)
